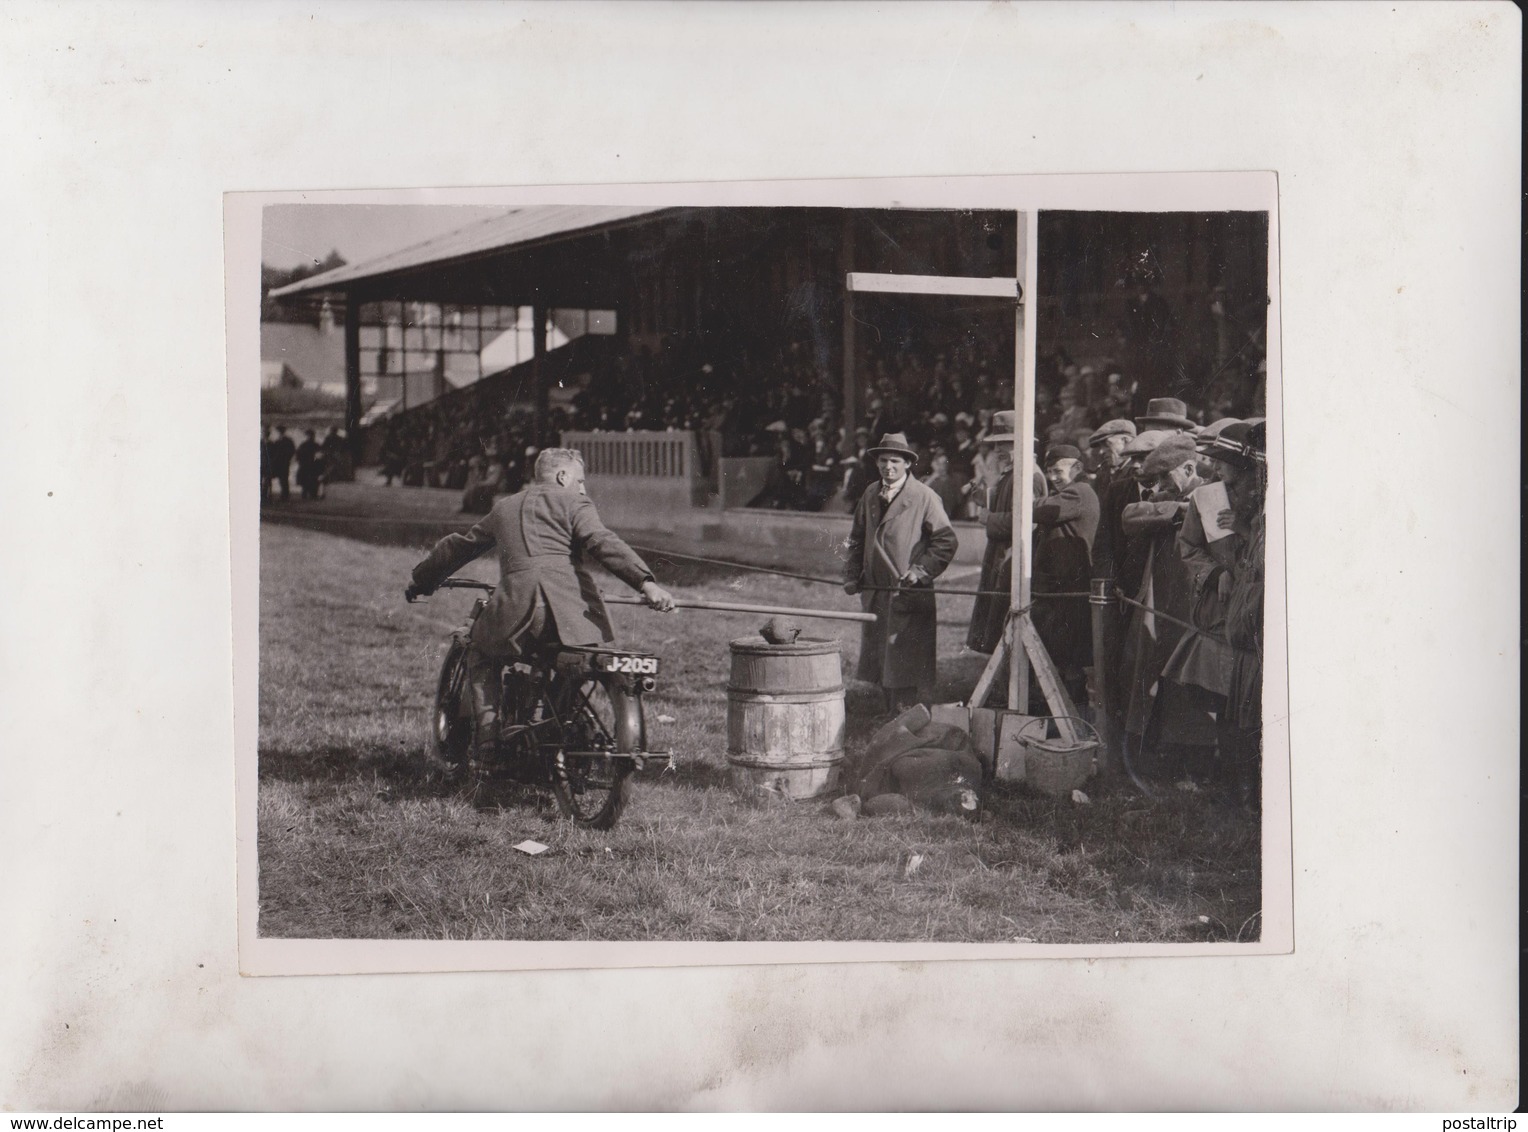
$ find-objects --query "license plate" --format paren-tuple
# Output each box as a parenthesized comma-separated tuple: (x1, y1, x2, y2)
(594, 653, 660, 676)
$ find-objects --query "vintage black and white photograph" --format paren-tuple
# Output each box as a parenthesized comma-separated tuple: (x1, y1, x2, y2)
(240, 178, 1286, 965)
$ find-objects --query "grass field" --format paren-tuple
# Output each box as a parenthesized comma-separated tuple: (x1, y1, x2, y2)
(257, 521, 1260, 943)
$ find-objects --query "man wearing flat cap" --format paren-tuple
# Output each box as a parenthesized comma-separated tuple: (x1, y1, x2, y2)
(1093, 429, 1168, 598)
(845, 432, 959, 712)
(1031, 444, 1100, 703)
(1087, 418, 1137, 503)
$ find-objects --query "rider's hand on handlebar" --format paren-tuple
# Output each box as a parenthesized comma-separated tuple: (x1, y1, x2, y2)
(640, 580, 677, 613)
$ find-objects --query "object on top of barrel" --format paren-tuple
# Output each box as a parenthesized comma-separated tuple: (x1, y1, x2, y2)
(760, 616, 802, 645)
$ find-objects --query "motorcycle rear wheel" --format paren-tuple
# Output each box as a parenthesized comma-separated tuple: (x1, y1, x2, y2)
(550, 678, 631, 830)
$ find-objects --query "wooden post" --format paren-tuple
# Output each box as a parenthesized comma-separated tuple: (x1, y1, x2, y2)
(1010, 211, 1038, 711)
(343, 293, 362, 464)
(1089, 577, 1118, 772)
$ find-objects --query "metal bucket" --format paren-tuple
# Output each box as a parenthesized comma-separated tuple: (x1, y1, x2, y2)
(726, 636, 846, 800)
(1018, 716, 1101, 797)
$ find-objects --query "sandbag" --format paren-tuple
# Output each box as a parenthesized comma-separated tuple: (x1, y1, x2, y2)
(848, 705, 983, 820)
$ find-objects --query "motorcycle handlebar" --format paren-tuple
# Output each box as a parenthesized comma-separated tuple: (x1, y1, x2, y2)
(437, 578, 495, 592)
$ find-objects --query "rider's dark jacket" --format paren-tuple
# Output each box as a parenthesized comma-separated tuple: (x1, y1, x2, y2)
(411, 482, 655, 658)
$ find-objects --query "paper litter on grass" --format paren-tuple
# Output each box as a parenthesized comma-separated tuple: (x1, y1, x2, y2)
(512, 840, 549, 856)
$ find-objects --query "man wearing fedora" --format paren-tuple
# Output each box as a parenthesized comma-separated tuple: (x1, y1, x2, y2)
(1134, 396, 1197, 434)
(844, 432, 959, 713)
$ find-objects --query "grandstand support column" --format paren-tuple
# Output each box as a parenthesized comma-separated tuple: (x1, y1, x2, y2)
(840, 213, 856, 432)
(343, 294, 362, 463)
(532, 302, 548, 449)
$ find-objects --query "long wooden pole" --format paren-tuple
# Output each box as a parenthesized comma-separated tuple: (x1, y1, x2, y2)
(601, 594, 876, 624)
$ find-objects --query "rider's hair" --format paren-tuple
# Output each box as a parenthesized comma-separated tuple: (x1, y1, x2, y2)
(534, 448, 585, 483)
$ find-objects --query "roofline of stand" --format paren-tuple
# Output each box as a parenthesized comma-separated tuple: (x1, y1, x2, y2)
(268, 206, 681, 301)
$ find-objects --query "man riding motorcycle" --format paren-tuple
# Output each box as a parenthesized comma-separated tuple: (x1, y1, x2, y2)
(406, 447, 676, 759)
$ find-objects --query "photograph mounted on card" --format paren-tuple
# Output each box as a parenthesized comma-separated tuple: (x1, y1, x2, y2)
(228, 173, 1288, 974)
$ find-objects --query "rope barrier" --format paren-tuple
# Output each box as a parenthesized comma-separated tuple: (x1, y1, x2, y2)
(629, 543, 1087, 600)
(633, 545, 1252, 654)
(1111, 587, 1251, 653)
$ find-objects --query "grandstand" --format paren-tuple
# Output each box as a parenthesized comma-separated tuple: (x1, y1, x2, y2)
(267, 206, 1266, 536)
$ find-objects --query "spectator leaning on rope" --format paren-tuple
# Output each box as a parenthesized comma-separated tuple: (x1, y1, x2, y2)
(844, 432, 959, 714)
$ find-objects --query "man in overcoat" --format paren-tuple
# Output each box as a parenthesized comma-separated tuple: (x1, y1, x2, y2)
(1031, 444, 1100, 703)
(268, 425, 296, 502)
(295, 428, 322, 500)
(1118, 433, 1215, 782)
(407, 448, 676, 755)
(844, 432, 959, 712)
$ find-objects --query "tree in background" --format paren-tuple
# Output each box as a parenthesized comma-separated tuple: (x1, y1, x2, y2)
(261, 250, 346, 324)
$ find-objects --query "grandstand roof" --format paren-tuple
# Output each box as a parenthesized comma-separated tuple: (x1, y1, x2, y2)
(269, 205, 672, 300)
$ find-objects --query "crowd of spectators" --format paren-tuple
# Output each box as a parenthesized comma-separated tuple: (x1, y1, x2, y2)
(360, 310, 1266, 524)
(961, 401, 1268, 808)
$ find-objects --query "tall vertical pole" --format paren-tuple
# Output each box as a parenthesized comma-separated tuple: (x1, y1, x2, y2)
(343, 292, 362, 463)
(532, 301, 549, 449)
(1010, 211, 1039, 711)
(1089, 577, 1119, 773)
(840, 214, 857, 440)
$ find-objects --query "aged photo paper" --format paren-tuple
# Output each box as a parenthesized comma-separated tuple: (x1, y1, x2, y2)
(2, 0, 1517, 1112)
(232, 173, 1292, 974)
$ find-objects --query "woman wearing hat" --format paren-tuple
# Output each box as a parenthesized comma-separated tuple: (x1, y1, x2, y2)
(844, 432, 959, 712)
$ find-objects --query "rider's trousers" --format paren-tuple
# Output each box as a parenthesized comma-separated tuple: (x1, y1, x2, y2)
(465, 592, 554, 748)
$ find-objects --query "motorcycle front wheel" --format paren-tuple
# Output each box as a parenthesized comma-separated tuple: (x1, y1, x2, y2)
(428, 638, 475, 772)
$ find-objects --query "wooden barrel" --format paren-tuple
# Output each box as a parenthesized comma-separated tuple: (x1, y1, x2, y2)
(726, 636, 846, 800)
